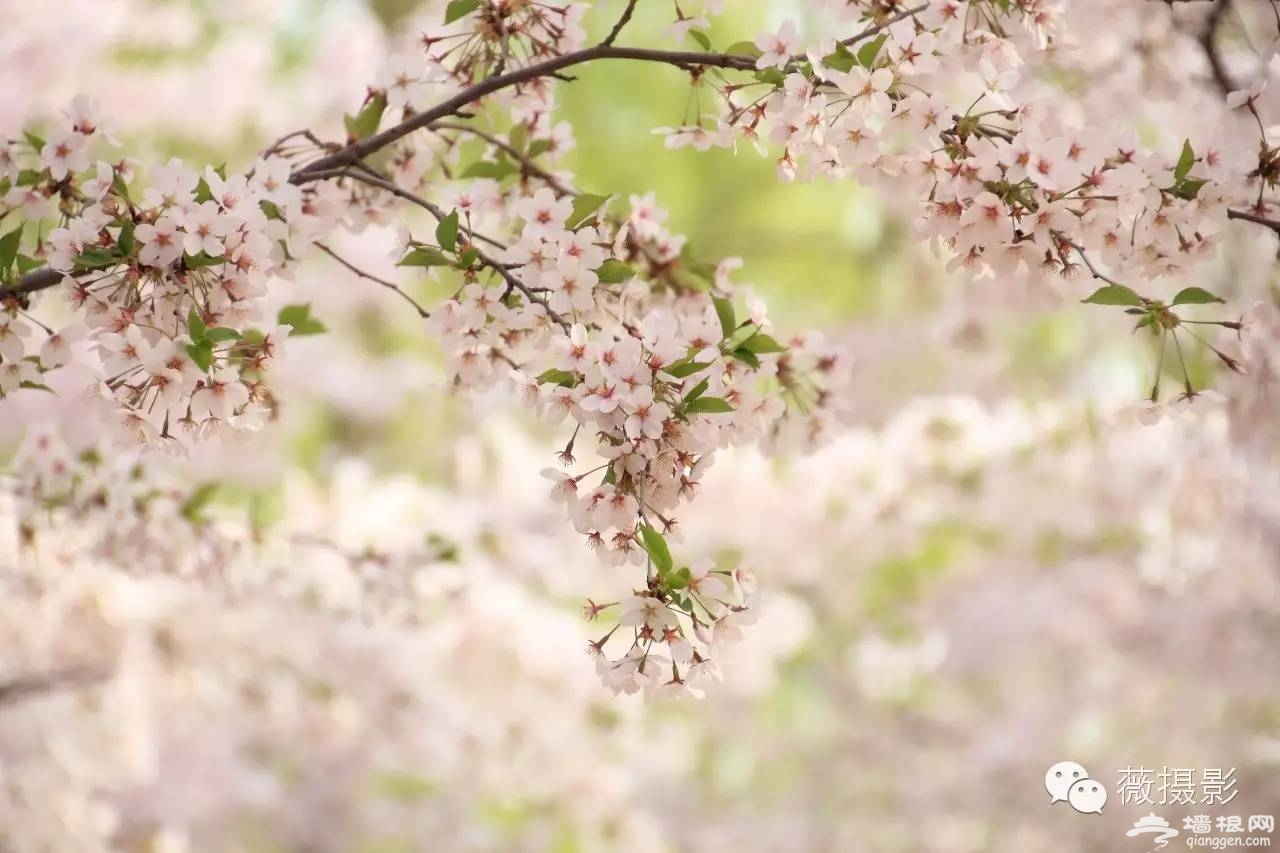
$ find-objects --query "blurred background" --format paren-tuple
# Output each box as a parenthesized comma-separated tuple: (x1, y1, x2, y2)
(2, 1, 1280, 851)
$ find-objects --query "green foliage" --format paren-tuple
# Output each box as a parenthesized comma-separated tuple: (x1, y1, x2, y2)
(1171, 286, 1224, 306)
(565, 193, 610, 229)
(444, 0, 480, 24)
(638, 524, 673, 575)
(436, 209, 460, 253)
(344, 93, 388, 142)
(277, 303, 327, 336)
(595, 259, 634, 283)
(1082, 284, 1144, 307)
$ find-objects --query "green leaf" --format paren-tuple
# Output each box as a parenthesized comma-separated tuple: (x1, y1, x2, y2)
(713, 296, 736, 339)
(187, 307, 207, 341)
(194, 177, 214, 204)
(689, 29, 712, 51)
(822, 45, 857, 73)
(683, 396, 735, 414)
(458, 247, 479, 268)
(755, 68, 786, 87)
(344, 92, 388, 142)
(184, 252, 225, 268)
(1172, 177, 1207, 200)
(666, 566, 694, 590)
(117, 220, 134, 257)
(436, 209, 460, 253)
(535, 368, 577, 387)
(1082, 284, 1145, 307)
(1171, 286, 1225, 306)
(681, 378, 709, 405)
(277, 303, 328, 336)
(663, 360, 713, 379)
(186, 340, 213, 373)
(112, 172, 131, 203)
(0, 226, 21, 275)
(1174, 139, 1195, 182)
(638, 524, 674, 576)
(74, 248, 119, 271)
(857, 34, 888, 68)
(15, 254, 41, 274)
(527, 139, 553, 158)
(259, 199, 283, 221)
(507, 122, 528, 155)
(444, 0, 481, 23)
(205, 327, 242, 343)
(23, 130, 45, 151)
(565, 193, 610, 229)
(180, 483, 220, 523)
(729, 347, 761, 369)
(723, 322, 761, 351)
(741, 332, 786, 354)
(399, 246, 452, 268)
(461, 160, 516, 180)
(725, 41, 764, 60)
(595, 259, 634, 284)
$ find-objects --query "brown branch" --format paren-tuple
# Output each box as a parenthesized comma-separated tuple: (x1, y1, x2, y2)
(1200, 0, 1237, 95)
(335, 169, 571, 330)
(430, 121, 575, 194)
(291, 44, 762, 183)
(314, 242, 431, 318)
(602, 0, 641, 47)
(0, 665, 109, 707)
(1227, 207, 1280, 232)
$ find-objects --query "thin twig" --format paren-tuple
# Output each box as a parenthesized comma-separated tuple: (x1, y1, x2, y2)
(603, 0, 641, 47)
(338, 169, 571, 330)
(314, 242, 431, 318)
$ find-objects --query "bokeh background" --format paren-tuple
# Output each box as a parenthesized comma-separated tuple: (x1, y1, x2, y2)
(3, 1, 1280, 851)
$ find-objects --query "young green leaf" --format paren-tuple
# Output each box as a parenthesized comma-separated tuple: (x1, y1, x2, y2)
(117, 221, 135, 257)
(343, 92, 388, 142)
(277, 303, 328, 336)
(681, 378, 709, 405)
(1174, 139, 1195, 182)
(205, 327, 242, 344)
(461, 160, 516, 180)
(187, 307, 208, 341)
(436, 209, 460, 253)
(565, 193, 610, 229)
(0, 226, 21, 275)
(663, 360, 713, 379)
(399, 247, 452, 268)
(725, 41, 764, 60)
(689, 29, 712, 51)
(1082, 284, 1145, 307)
(857, 34, 888, 68)
(186, 339, 213, 373)
(683, 396, 735, 414)
(184, 252, 226, 268)
(1171, 286, 1225, 306)
(638, 524, 674, 576)
(536, 368, 577, 387)
(74, 248, 119, 271)
(713, 296, 736, 339)
(595, 259, 634, 284)
(444, 0, 481, 23)
(741, 332, 786, 354)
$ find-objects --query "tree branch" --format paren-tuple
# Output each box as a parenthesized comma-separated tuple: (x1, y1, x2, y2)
(602, 0, 641, 47)
(314, 242, 431, 318)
